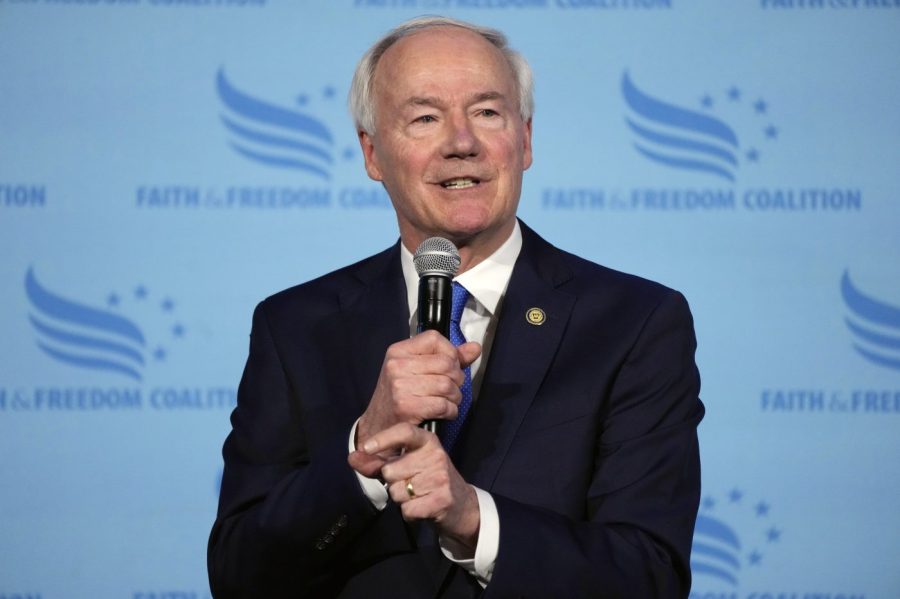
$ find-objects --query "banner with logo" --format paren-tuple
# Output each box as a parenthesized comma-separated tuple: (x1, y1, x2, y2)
(2, 2, 898, 597)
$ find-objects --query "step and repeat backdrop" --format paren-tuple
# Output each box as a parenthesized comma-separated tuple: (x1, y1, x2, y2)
(2, 1, 898, 598)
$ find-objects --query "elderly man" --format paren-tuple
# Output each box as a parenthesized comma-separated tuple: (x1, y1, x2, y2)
(209, 16, 703, 599)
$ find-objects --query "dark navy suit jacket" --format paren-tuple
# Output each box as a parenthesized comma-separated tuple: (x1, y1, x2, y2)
(208, 222, 704, 598)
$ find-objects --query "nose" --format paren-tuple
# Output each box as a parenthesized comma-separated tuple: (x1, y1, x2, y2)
(441, 114, 480, 159)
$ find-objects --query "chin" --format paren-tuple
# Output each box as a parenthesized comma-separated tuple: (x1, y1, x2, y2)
(441, 213, 491, 236)
(442, 220, 507, 249)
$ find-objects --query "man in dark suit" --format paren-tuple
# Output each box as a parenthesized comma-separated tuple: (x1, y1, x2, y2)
(209, 16, 703, 598)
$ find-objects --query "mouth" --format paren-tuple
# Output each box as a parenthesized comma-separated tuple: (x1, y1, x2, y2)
(440, 177, 480, 190)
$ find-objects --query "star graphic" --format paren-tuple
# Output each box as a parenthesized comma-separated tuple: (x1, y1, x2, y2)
(746, 148, 760, 162)
(727, 86, 741, 101)
(729, 488, 743, 503)
(296, 94, 309, 106)
(700, 95, 713, 109)
(765, 125, 779, 139)
(748, 550, 762, 565)
(754, 99, 768, 114)
(135, 285, 148, 300)
(154, 347, 167, 361)
(755, 501, 770, 517)
(767, 527, 781, 542)
(107, 293, 120, 307)
(702, 496, 716, 510)
(161, 298, 175, 312)
(343, 147, 355, 161)
(172, 323, 185, 338)
(323, 86, 336, 99)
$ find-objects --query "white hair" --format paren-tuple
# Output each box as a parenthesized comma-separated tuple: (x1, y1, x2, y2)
(348, 16, 534, 134)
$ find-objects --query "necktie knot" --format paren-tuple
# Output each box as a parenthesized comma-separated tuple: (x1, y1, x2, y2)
(450, 281, 469, 325)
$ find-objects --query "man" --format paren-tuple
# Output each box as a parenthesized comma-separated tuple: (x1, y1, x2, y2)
(209, 16, 703, 598)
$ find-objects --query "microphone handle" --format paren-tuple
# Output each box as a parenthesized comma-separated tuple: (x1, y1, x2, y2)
(416, 274, 452, 433)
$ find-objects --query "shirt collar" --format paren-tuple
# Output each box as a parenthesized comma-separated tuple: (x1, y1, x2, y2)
(400, 220, 522, 318)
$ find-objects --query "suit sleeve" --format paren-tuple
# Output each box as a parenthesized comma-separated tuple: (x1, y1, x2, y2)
(207, 301, 409, 598)
(485, 290, 704, 599)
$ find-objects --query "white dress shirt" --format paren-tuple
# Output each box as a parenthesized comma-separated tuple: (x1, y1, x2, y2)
(349, 221, 522, 586)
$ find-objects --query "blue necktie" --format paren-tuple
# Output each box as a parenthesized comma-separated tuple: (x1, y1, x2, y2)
(442, 281, 473, 451)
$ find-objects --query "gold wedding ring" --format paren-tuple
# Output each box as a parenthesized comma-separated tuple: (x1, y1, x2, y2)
(405, 478, 416, 499)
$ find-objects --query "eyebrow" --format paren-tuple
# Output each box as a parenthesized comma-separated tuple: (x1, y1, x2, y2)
(405, 96, 443, 110)
(471, 91, 504, 104)
(403, 91, 507, 110)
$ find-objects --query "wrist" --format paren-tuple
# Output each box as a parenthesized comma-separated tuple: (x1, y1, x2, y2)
(443, 485, 481, 551)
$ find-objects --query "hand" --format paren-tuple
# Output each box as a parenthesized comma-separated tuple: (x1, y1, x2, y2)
(349, 423, 480, 550)
(355, 330, 480, 459)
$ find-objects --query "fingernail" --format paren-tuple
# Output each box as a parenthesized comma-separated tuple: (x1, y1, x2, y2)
(363, 439, 377, 453)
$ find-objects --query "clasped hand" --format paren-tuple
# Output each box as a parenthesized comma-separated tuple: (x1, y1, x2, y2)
(348, 330, 482, 548)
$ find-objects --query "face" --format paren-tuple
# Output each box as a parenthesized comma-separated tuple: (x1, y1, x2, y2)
(359, 26, 533, 255)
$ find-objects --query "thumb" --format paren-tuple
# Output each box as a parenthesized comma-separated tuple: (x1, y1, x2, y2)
(348, 450, 386, 479)
(457, 341, 482, 368)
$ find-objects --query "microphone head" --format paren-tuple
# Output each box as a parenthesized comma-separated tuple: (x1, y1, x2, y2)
(413, 237, 461, 278)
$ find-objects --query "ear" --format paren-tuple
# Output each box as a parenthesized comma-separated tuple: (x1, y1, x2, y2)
(521, 118, 533, 171)
(358, 130, 384, 182)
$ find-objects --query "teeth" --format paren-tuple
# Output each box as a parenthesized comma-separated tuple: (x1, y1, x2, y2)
(442, 178, 477, 189)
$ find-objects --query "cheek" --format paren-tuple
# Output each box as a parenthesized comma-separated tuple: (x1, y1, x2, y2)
(387, 150, 429, 183)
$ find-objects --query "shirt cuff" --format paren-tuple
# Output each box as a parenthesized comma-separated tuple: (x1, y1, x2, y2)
(348, 418, 388, 510)
(438, 486, 499, 587)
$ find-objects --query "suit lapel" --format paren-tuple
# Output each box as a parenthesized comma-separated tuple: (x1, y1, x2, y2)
(339, 243, 410, 416)
(454, 226, 576, 491)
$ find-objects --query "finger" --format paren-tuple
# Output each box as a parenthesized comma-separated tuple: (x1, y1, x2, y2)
(393, 394, 459, 425)
(365, 392, 456, 432)
(382, 333, 456, 369)
(410, 354, 467, 386)
(386, 462, 451, 504)
(347, 450, 387, 479)
(390, 357, 465, 388)
(392, 374, 463, 405)
(404, 394, 459, 422)
(361, 422, 429, 456)
(457, 341, 482, 369)
(406, 329, 459, 359)
(366, 374, 461, 430)
(400, 492, 446, 521)
(399, 480, 461, 522)
(380, 441, 446, 483)
(383, 457, 451, 494)
(388, 477, 426, 504)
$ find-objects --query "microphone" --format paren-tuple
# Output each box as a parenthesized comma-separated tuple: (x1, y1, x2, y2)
(413, 237, 461, 433)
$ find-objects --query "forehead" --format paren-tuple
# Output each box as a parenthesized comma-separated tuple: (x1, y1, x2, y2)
(372, 26, 516, 102)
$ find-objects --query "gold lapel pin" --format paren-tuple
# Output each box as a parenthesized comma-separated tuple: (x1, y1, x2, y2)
(525, 307, 546, 326)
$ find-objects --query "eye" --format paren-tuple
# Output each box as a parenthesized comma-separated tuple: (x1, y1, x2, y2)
(478, 108, 499, 118)
(413, 114, 437, 124)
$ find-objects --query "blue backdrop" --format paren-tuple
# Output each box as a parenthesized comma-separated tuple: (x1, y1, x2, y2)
(2, 2, 899, 598)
